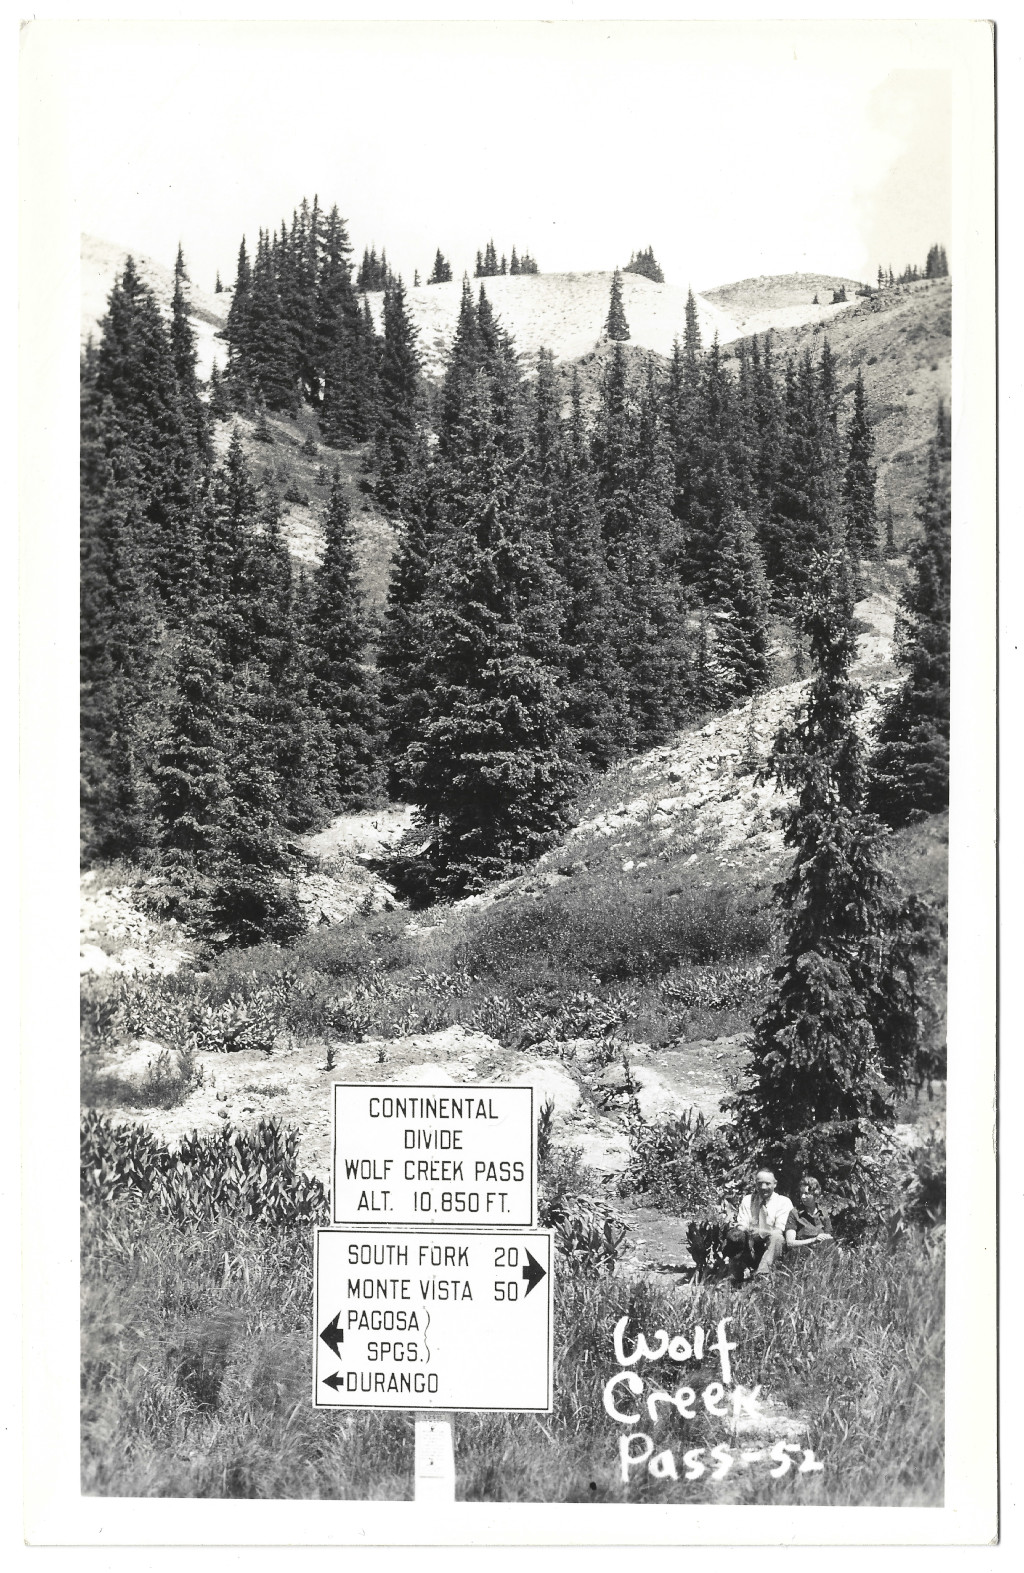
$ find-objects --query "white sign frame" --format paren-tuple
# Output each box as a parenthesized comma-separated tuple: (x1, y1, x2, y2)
(312, 1227, 554, 1414)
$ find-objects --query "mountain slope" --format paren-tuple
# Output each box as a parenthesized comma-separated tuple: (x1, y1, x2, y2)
(701, 271, 867, 333)
(721, 277, 951, 541)
(366, 268, 858, 378)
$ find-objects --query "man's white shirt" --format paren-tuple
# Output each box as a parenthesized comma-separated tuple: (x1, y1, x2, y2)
(736, 1191, 793, 1232)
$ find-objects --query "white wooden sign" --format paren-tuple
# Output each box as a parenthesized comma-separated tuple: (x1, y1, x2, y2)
(330, 1082, 535, 1227)
(313, 1228, 553, 1412)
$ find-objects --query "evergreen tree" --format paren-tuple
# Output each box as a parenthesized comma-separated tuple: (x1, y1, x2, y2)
(91, 256, 201, 609)
(883, 502, 897, 559)
(867, 409, 951, 826)
(428, 248, 453, 285)
(306, 476, 385, 809)
(246, 229, 298, 413)
(624, 246, 665, 284)
(705, 506, 772, 703)
(436, 279, 489, 457)
(730, 549, 928, 1187)
(762, 346, 843, 606)
(80, 397, 160, 860)
(404, 338, 578, 895)
(156, 617, 231, 873)
(604, 268, 630, 341)
(377, 471, 441, 799)
(373, 277, 424, 514)
(357, 246, 390, 292)
(683, 287, 702, 367)
(592, 346, 690, 746)
(750, 332, 784, 520)
(509, 246, 520, 276)
(281, 196, 322, 403)
(215, 270, 223, 293)
(224, 237, 253, 407)
(208, 361, 230, 420)
(317, 206, 369, 445)
(842, 368, 879, 559)
(547, 365, 633, 765)
(672, 333, 736, 596)
(276, 572, 337, 830)
(170, 244, 212, 463)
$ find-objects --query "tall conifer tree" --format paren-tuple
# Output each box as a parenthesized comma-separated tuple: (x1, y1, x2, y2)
(604, 268, 630, 341)
(373, 277, 424, 514)
(306, 476, 385, 809)
(731, 550, 927, 1185)
(867, 408, 951, 825)
(842, 368, 879, 559)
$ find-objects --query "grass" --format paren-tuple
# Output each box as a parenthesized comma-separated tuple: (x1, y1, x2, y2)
(80, 1043, 202, 1111)
(81, 1197, 943, 1503)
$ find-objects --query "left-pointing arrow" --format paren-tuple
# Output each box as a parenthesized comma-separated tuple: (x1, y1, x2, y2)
(322, 1371, 345, 1392)
(320, 1313, 345, 1358)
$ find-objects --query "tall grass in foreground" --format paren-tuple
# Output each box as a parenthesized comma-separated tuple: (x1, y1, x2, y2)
(82, 1199, 943, 1503)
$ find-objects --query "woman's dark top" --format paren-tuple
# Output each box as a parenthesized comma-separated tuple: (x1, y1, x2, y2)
(786, 1204, 833, 1240)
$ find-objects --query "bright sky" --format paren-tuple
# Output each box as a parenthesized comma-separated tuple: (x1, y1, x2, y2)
(43, 18, 951, 294)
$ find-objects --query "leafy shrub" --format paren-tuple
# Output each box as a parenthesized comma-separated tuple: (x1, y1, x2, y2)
(898, 1135, 946, 1230)
(80, 973, 280, 1058)
(552, 1207, 630, 1277)
(661, 962, 771, 1013)
(535, 1105, 630, 1274)
(470, 992, 530, 1044)
(685, 1218, 731, 1280)
(519, 989, 629, 1050)
(81, 1112, 328, 1226)
(283, 484, 310, 505)
(623, 1104, 739, 1212)
(536, 1097, 556, 1168)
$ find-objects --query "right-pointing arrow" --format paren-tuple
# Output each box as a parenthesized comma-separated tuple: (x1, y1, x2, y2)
(522, 1249, 546, 1297)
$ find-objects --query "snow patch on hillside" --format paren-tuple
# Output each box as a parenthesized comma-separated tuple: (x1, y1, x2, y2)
(366, 271, 739, 376)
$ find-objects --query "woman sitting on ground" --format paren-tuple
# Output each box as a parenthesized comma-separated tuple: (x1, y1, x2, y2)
(784, 1175, 834, 1251)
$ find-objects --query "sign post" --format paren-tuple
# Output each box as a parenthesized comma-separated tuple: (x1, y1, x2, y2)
(315, 1083, 552, 1502)
(414, 1415, 456, 1502)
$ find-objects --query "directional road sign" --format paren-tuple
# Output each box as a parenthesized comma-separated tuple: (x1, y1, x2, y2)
(331, 1083, 535, 1228)
(313, 1228, 553, 1412)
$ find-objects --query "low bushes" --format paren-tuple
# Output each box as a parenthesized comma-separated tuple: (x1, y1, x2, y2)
(623, 1104, 740, 1213)
(80, 1112, 328, 1226)
(461, 874, 771, 986)
(81, 1044, 203, 1111)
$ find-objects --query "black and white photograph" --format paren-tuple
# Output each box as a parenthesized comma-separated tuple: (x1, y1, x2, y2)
(18, 11, 997, 1548)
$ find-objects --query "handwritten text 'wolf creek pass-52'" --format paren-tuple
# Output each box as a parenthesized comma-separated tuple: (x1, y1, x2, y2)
(605, 1315, 824, 1485)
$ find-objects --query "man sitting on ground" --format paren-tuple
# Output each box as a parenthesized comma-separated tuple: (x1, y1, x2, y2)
(784, 1175, 834, 1252)
(725, 1168, 792, 1285)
